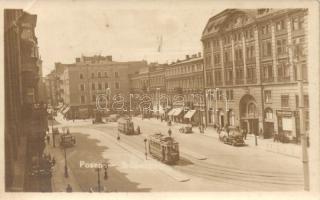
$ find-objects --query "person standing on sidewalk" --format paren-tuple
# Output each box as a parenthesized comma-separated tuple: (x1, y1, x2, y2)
(243, 127, 247, 140)
(66, 184, 73, 192)
(46, 135, 50, 145)
(168, 128, 172, 137)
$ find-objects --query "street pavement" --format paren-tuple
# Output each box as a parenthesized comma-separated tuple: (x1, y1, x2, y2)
(48, 113, 304, 192)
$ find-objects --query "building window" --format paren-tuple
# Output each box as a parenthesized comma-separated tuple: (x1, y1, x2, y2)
(304, 95, 309, 108)
(262, 40, 272, 57)
(226, 90, 234, 100)
(262, 63, 273, 82)
(278, 62, 290, 81)
(246, 66, 256, 83)
(115, 71, 119, 78)
(276, 39, 287, 55)
(98, 72, 101, 78)
(98, 83, 102, 90)
(105, 82, 109, 89)
(261, 24, 270, 35)
(80, 95, 85, 104)
(225, 69, 233, 84)
(104, 72, 108, 77)
(80, 84, 85, 91)
(276, 20, 285, 31)
(91, 73, 95, 78)
(281, 95, 289, 108)
(246, 46, 255, 60)
(292, 16, 304, 31)
(79, 73, 84, 79)
(92, 95, 96, 102)
(305, 110, 309, 131)
(92, 83, 95, 90)
(265, 108, 273, 120)
(115, 82, 120, 89)
(264, 90, 272, 103)
(214, 54, 220, 65)
(215, 70, 222, 85)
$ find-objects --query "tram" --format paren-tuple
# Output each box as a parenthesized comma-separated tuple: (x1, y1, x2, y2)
(118, 118, 135, 135)
(148, 133, 179, 164)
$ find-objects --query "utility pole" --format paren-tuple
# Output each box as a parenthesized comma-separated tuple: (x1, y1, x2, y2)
(290, 43, 309, 191)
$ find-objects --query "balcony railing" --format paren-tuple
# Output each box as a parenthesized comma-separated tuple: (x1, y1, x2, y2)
(225, 80, 233, 85)
(277, 76, 290, 82)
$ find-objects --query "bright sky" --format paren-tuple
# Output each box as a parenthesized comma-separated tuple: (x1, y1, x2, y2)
(2, 0, 223, 76)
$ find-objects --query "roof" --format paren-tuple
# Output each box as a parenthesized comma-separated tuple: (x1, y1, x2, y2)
(201, 9, 306, 39)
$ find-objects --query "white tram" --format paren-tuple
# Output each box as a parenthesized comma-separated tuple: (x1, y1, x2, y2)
(118, 118, 135, 135)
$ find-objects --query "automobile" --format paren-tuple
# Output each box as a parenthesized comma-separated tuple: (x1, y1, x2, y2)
(179, 125, 193, 134)
(106, 114, 121, 122)
(219, 128, 245, 146)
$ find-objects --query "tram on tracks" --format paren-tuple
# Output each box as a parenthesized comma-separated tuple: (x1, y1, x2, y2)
(118, 118, 135, 135)
(148, 133, 179, 164)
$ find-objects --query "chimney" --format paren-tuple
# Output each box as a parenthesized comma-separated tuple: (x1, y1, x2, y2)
(198, 52, 202, 57)
(75, 58, 80, 63)
(186, 55, 190, 60)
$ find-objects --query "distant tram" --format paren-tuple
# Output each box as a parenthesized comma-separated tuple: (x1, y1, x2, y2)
(148, 133, 179, 164)
(118, 118, 135, 135)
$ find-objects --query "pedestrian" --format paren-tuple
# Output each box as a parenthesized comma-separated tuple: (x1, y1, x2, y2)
(136, 126, 141, 135)
(67, 128, 70, 134)
(46, 135, 50, 145)
(51, 157, 56, 166)
(243, 127, 247, 140)
(168, 128, 172, 137)
(66, 184, 73, 192)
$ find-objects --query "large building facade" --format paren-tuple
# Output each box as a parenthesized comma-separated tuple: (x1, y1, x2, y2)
(54, 55, 147, 118)
(5, 9, 47, 191)
(201, 9, 308, 141)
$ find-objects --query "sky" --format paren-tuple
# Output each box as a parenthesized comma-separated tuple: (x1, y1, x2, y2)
(7, 0, 222, 76)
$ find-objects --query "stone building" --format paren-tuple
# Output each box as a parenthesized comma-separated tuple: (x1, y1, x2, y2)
(165, 53, 204, 125)
(201, 9, 308, 141)
(56, 55, 147, 119)
(4, 9, 47, 191)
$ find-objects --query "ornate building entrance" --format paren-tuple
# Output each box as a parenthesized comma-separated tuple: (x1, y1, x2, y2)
(239, 94, 259, 135)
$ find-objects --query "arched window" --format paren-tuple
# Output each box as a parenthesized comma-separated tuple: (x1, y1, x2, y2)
(248, 103, 256, 117)
(265, 108, 273, 120)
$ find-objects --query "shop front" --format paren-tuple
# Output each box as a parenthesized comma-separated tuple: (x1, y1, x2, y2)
(276, 110, 299, 143)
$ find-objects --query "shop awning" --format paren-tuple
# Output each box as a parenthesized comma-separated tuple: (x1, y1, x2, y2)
(62, 107, 70, 115)
(173, 108, 183, 116)
(184, 110, 197, 119)
(167, 109, 176, 116)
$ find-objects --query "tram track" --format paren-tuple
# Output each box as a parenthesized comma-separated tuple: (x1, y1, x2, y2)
(89, 125, 303, 190)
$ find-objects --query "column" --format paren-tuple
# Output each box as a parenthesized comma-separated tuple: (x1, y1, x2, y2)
(271, 23, 278, 82)
(210, 39, 215, 88)
(219, 39, 225, 86)
(254, 26, 261, 83)
(287, 18, 294, 81)
(242, 32, 247, 84)
(231, 37, 236, 85)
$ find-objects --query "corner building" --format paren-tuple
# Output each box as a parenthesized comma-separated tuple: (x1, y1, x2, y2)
(202, 9, 308, 141)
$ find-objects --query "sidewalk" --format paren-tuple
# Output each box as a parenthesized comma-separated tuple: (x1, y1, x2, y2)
(44, 139, 82, 192)
(135, 117, 302, 158)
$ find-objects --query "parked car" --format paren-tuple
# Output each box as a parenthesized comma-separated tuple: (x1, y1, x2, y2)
(179, 124, 193, 134)
(106, 114, 121, 122)
(219, 128, 245, 146)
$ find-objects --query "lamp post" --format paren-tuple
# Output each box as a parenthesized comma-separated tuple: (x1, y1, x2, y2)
(51, 112, 56, 147)
(287, 43, 309, 191)
(143, 138, 147, 160)
(96, 162, 108, 192)
(64, 147, 68, 178)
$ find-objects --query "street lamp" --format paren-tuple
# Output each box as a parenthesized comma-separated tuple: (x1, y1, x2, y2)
(64, 147, 68, 178)
(143, 138, 147, 160)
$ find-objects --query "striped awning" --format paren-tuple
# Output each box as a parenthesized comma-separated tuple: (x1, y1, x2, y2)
(172, 108, 183, 116)
(184, 110, 197, 119)
(167, 109, 176, 116)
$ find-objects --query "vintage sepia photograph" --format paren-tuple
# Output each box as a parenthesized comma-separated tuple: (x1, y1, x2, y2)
(2, 0, 320, 197)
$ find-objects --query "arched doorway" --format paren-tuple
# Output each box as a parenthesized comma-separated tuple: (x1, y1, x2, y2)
(264, 107, 274, 139)
(239, 94, 259, 135)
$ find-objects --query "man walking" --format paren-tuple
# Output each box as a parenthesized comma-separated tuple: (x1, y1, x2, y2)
(168, 128, 172, 137)
(243, 127, 247, 140)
